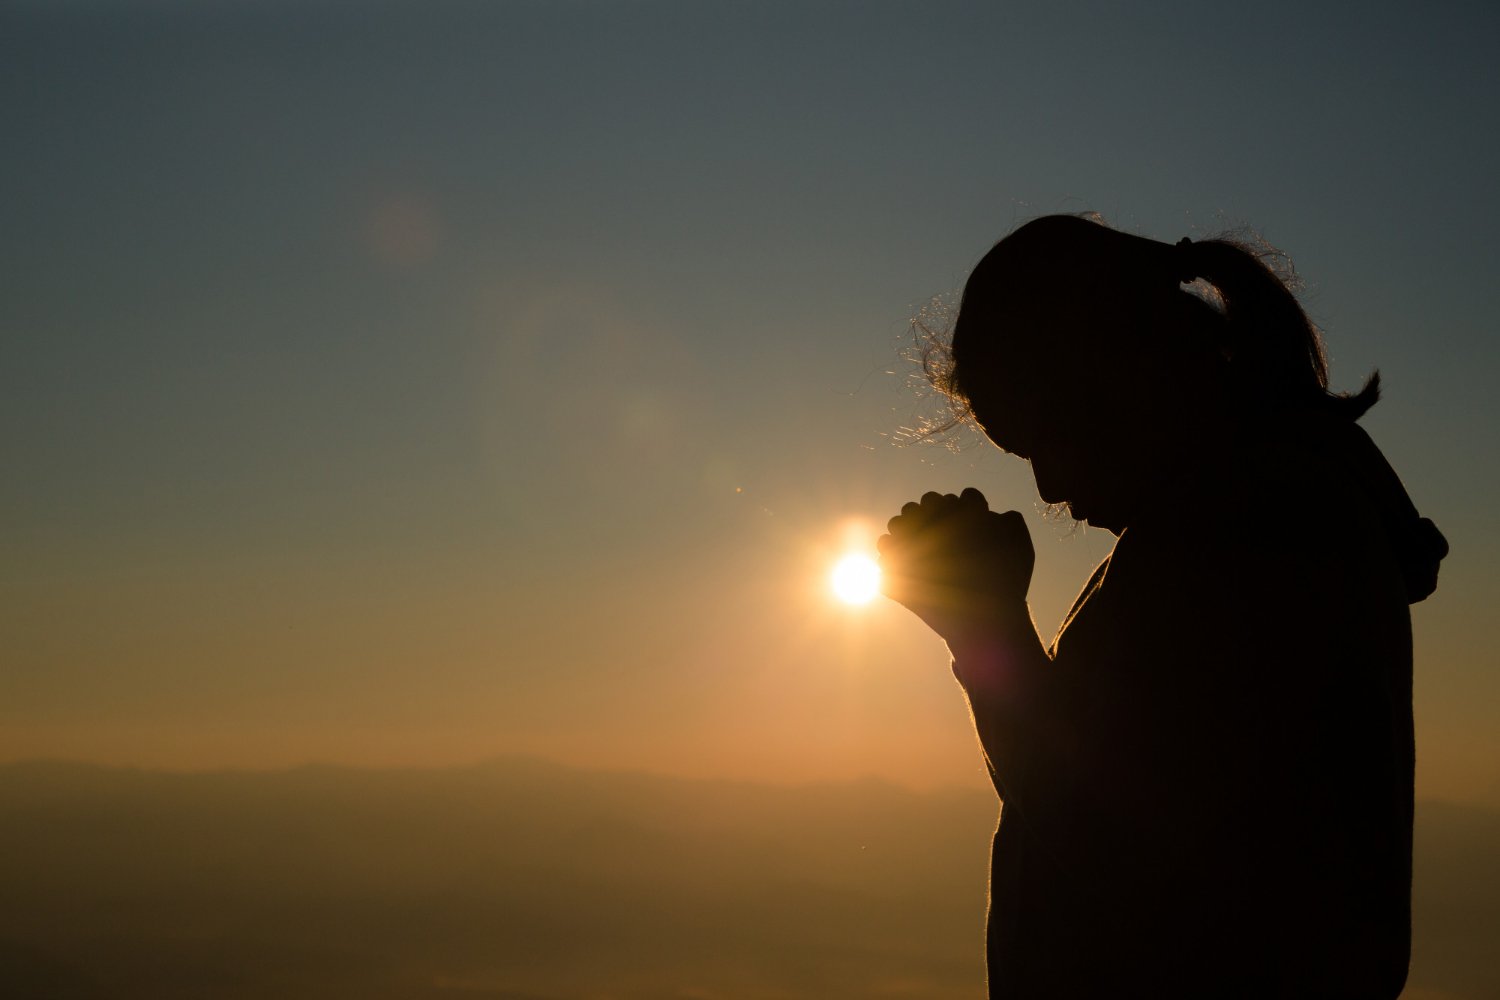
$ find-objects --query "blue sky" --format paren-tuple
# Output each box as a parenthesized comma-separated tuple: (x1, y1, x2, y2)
(3, 0, 1497, 799)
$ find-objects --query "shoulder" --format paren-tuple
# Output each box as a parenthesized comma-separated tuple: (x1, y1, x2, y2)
(1132, 418, 1394, 574)
(1134, 426, 1408, 663)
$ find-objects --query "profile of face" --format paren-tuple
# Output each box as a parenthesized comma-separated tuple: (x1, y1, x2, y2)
(964, 344, 1153, 531)
(953, 246, 1224, 533)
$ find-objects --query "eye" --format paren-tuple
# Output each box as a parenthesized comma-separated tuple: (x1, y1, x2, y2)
(979, 418, 1033, 460)
(972, 413, 1027, 458)
(989, 432, 1031, 460)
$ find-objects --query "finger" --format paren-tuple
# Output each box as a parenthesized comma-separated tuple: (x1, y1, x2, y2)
(877, 558, 912, 598)
(994, 509, 1028, 532)
(878, 543, 918, 577)
(959, 487, 988, 509)
(919, 491, 948, 509)
(991, 509, 1036, 562)
(990, 508, 1029, 541)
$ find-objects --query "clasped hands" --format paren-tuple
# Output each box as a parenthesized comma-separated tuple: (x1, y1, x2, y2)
(878, 488, 1035, 654)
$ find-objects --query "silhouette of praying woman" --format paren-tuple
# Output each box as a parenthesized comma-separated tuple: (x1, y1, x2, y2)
(879, 215, 1447, 999)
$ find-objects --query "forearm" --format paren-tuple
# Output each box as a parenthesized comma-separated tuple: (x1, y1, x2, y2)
(946, 600, 1049, 692)
(946, 601, 1052, 799)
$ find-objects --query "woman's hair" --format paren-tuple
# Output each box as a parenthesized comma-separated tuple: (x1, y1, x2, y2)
(918, 214, 1380, 434)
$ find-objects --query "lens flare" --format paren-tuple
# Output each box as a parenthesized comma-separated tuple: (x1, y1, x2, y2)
(830, 553, 881, 605)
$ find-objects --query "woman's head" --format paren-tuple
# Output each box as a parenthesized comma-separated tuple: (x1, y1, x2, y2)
(924, 214, 1379, 527)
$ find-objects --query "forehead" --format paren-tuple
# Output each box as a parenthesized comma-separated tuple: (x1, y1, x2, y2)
(954, 311, 1108, 456)
(961, 365, 1046, 456)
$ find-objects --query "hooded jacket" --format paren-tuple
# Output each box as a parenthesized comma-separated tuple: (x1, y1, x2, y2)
(963, 418, 1445, 999)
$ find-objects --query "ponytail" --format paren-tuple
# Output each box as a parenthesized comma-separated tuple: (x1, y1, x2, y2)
(1177, 234, 1381, 421)
(929, 215, 1382, 435)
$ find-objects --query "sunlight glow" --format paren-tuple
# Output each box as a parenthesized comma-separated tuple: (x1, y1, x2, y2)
(830, 554, 881, 605)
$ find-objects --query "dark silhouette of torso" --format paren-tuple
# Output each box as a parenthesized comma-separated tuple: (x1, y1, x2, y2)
(969, 422, 1415, 998)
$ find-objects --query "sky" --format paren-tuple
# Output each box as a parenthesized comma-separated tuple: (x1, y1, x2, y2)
(3, 0, 1498, 807)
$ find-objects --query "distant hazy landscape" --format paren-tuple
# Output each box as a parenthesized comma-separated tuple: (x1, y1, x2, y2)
(1, 759, 1494, 999)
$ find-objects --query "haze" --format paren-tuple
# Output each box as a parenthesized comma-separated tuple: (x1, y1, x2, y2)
(2, 2, 1497, 996)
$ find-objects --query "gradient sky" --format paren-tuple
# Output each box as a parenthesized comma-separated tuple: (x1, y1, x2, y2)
(3, 1, 1497, 805)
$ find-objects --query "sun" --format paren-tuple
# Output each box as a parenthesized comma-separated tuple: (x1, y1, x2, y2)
(830, 553, 881, 605)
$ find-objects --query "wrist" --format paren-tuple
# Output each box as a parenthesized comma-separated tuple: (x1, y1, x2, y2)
(943, 599, 1035, 662)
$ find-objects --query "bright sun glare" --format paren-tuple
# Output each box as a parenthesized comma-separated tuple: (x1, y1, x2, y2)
(830, 553, 881, 605)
